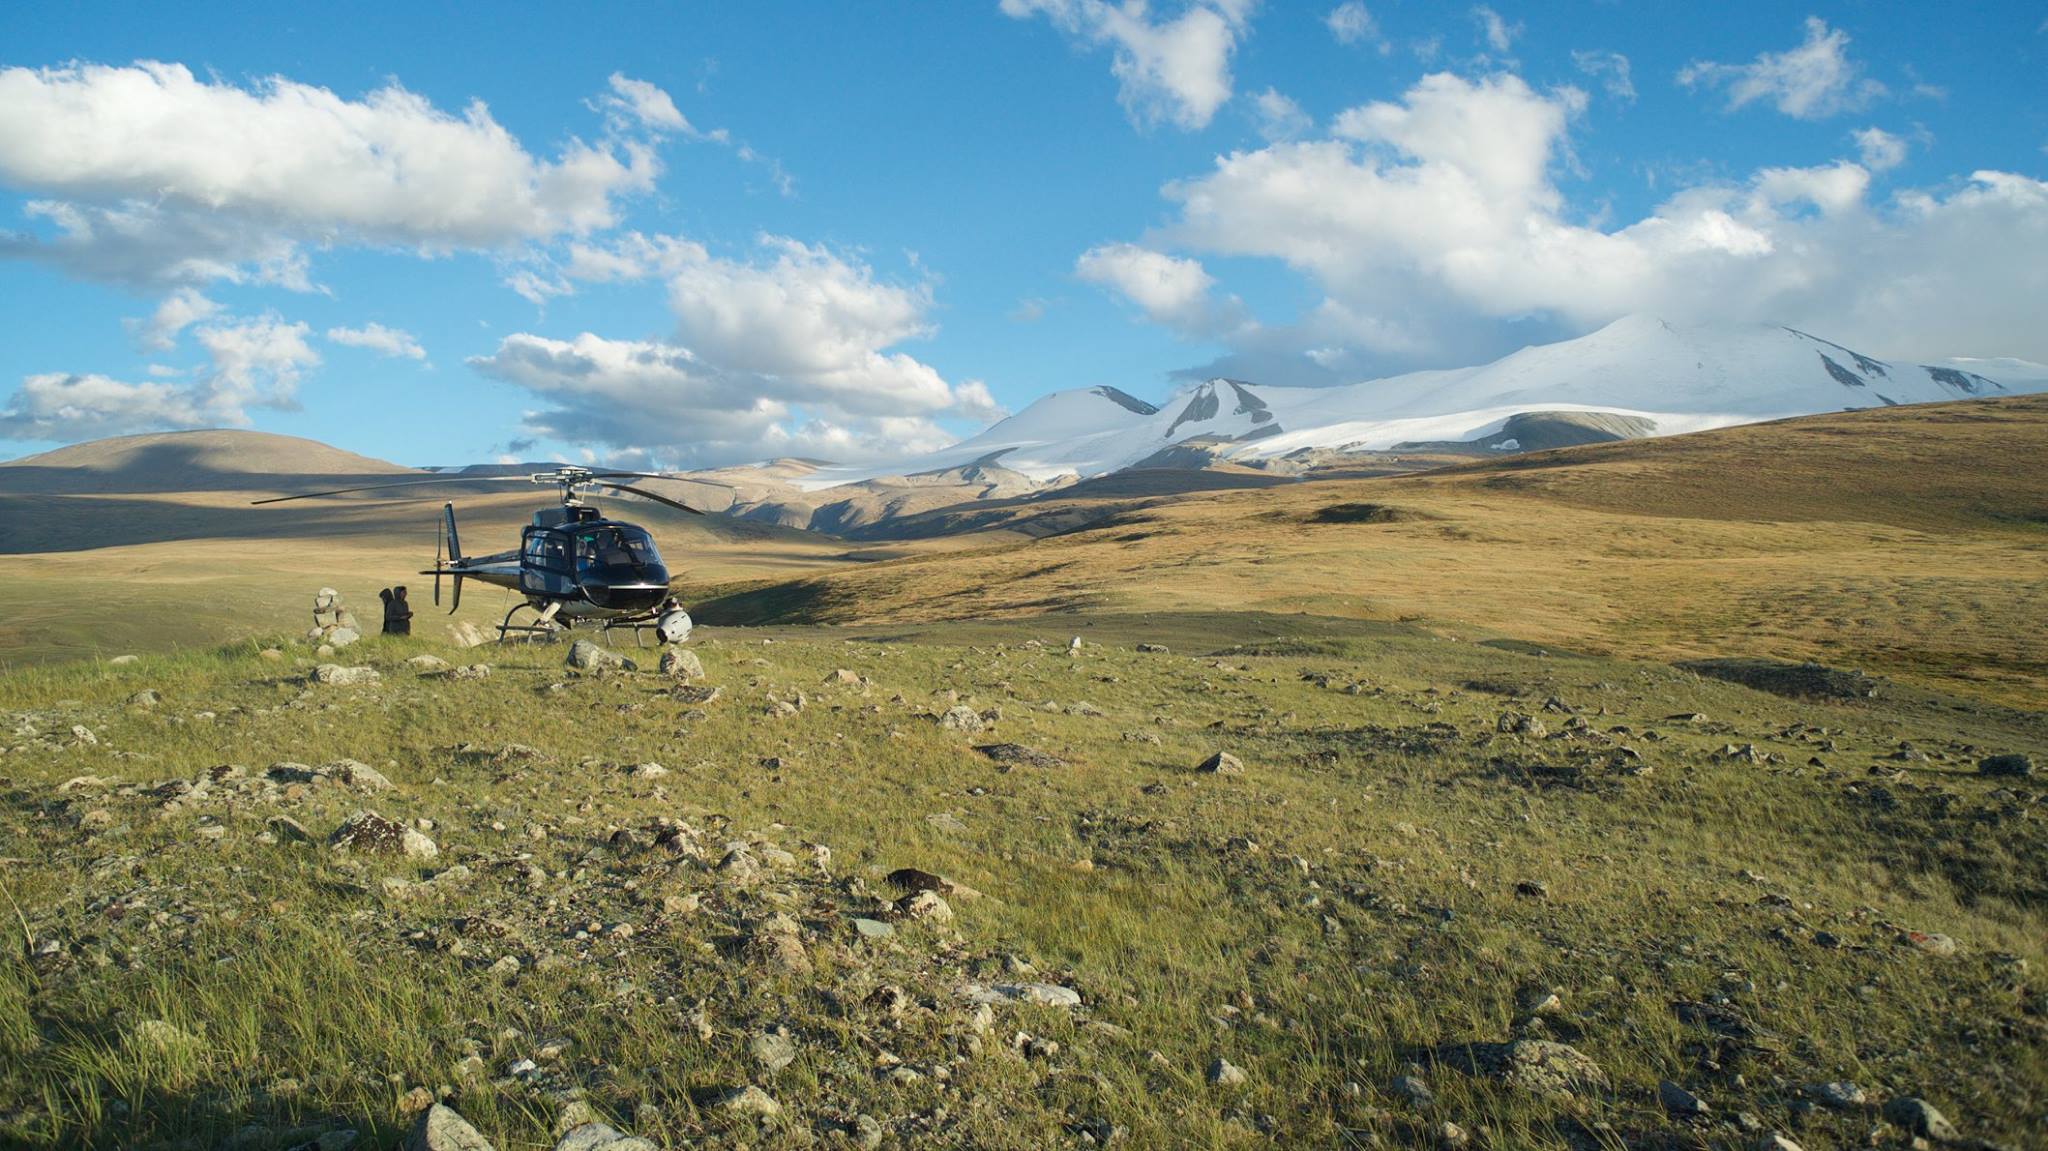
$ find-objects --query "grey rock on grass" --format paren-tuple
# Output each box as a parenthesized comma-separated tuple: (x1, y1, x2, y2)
(404, 1104, 496, 1151)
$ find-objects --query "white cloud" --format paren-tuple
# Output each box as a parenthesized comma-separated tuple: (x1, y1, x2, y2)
(0, 372, 206, 440)
(1000, 0, 1256, 131)
(1089, 69, 2048, 377)
(1251, 87, 1311, 141)
(1854, 126, 1908, 171)
(0, 62, 666, 287)
(470, 236, 992, 466)
(326, 322, 427, 360)
(1326, 3, 1383, 51)
(595, 72, 691, 134)
(193, 315, 318, 419)
(1679, 17, 1884, 120)
(1, 311, 321, 441)
(1076, 242, 1246, 336)
(128, 287, 220, 351)
(950, 378, 1009, 423)
(1571, 49, 1635, 103)
(1472, 6, 1520, 54)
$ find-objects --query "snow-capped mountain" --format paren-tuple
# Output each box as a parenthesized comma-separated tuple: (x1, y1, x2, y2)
(792, 316, 2041, 488)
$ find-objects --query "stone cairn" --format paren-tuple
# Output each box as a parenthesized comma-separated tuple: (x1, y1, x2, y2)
(308, 587, 363, 650)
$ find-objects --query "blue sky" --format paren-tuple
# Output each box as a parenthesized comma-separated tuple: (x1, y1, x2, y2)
(2, 2, 2044, 467)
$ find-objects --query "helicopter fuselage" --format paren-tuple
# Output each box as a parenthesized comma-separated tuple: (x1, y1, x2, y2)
(429, 503, 674, 619)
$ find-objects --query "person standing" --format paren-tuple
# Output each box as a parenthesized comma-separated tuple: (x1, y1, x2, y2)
(391, 586, 414, 637)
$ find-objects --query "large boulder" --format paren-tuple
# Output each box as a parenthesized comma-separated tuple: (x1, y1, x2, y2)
(658, 648, 704, 679)
(405, 1104, 496, 1151)
(329, 811, 437, 860)
(566, 640, 635, 674)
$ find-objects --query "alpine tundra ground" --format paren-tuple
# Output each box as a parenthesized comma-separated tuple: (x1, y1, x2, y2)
(1, 610, 2041, 1150)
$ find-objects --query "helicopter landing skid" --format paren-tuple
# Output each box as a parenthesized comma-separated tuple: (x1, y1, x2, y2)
(495, 602, 567, 645)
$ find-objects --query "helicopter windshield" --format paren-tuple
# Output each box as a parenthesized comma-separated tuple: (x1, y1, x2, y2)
(574, 526, 662, 575)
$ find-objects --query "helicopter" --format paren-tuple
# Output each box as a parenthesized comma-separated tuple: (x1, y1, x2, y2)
(253, 466, 714, 645)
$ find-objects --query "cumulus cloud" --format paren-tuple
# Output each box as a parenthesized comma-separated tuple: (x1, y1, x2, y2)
(594, 72, 691, 134)
(0, 61, 670, 287)
(1085, 69, 2048, 379)
(1854, 126, 1908, 171)
(1000, 0, 1256, 131)
(470, 237, 993, 466)
(1572, 49, 1635, 103)
(1326, 2, 1384, 52)
(1679, 17, 1884, 119)
(1251, 87, 1311, 141)
(128, 287, 220, 351)
(1, 311, 320, 441)
(327, 322, 427, 360)
(0, 372, 206, 441)
(1076, 242, 1247, 336)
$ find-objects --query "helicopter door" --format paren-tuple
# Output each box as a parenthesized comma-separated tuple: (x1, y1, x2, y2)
(520, 529, 574, 595)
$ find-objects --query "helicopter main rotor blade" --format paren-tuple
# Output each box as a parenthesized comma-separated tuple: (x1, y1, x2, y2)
(587, 471, 742, 491)
(250, 475, 526, 505)
(591, 481, 707, 515)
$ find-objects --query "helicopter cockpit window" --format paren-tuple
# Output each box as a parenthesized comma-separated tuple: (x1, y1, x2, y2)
(575, 526, 659, 572)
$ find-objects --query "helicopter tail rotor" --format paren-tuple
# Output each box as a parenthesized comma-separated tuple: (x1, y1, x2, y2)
(437, 502, 465, 613)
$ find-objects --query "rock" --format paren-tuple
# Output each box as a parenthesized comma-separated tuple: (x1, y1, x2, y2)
(1899, 930, 1958, 957)
(658, 648, 704, 679)
(451, 664, 490, 681)
(1659, 1079, 1710, 1117)
(552, 1123, 656, 1151)
(403, 1104, 496, 1151)
(1135, 643, 1170, 653)
(131, 1018, 203, 1052)
(936, 704, 986, 733)
(329, 811, 437, 859)
(566, 640, 635, 674)
(851, 917, 894, 940)
(1197, 751, 1243, 775)
(1390, 1074, 1433, 1106)
(1068, 636, 1083, 652)
(407, 655, 452, 672)
(1437, 1121, 1470, 1147)
(108, 654, 141, 665)
(323, 759, 395, 791)
(1752, 1137, 1803, 1151)
(885, 867, 981, 900)
(266, 815, 314, 844)
(749, 1029, 797, 1073)
(1804, 1081, 1866, 1110)
(1206, 1058, 1248, 1088)
(1516, 987, 1563, 1016)
(1977, 753, 2033, 778)
(976, 743, 1065, 769)
(1496, 713, 1547, 738)
(326, 627, 362, 649)
(960, 982, 1081, 1008)
(743, 913, 812, 974)
(1514, 880, 1550, 900)
(126, 689, 161, 708)
(711, 1085, 781, 1119)
(824, 668, 862, 686)
(1440, 1039, 1607, 1097)
(1880, 1097, 1959, 1142)
(311, 665, 380, 686)
(895, 890, 954, 923)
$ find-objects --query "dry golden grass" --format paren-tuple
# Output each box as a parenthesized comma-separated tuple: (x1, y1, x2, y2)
(688, 397, 2048, 708)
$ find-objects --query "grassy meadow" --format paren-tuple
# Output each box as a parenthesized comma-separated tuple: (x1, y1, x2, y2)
(0, 398, 2043, 1148)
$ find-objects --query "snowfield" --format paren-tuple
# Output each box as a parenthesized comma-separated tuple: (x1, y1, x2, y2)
(787, 315, 2046, 489)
